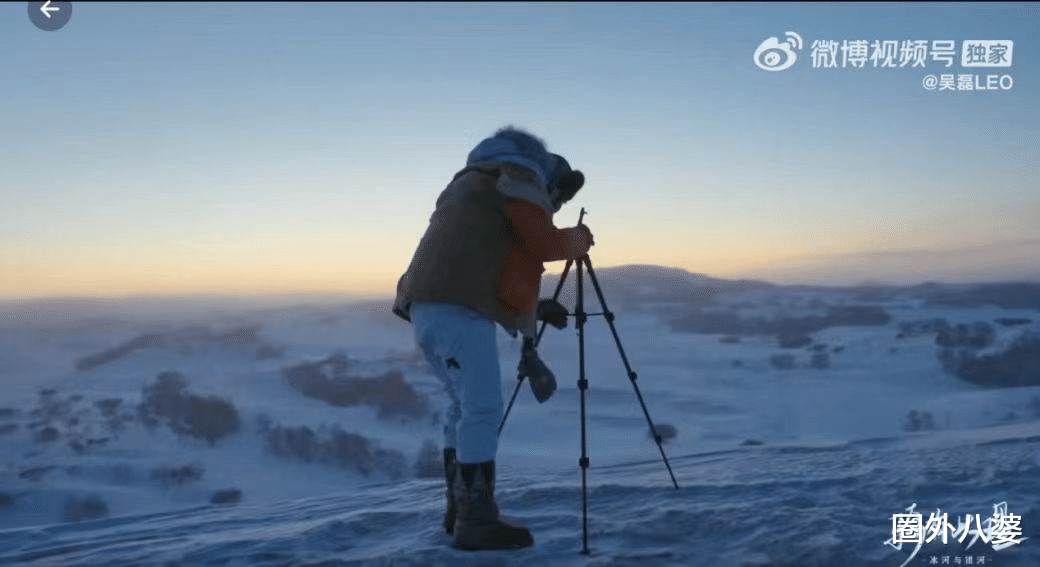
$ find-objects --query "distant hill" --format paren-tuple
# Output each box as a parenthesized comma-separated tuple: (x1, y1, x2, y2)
(917, 282, 1040, 310)
(535, 264, 1040, 313)
(541, 264, 777, 308)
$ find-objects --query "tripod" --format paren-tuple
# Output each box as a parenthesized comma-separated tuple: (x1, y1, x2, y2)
(498, 209, 680, 555)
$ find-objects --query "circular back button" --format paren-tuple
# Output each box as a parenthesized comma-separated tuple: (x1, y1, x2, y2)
(29, 2, 72, 32)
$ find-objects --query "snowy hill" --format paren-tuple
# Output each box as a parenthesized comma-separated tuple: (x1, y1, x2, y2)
(1, 271, 1039, 566)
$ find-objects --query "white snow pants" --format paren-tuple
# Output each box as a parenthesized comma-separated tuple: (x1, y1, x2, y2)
(410, 302, 503, 464)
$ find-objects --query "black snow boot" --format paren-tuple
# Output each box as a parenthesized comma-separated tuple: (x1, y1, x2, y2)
(451, 460, 533, 551)
(442, 447, 457, 535)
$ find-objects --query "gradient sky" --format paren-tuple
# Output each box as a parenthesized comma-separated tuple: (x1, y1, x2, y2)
(2, 2, 1038, 299)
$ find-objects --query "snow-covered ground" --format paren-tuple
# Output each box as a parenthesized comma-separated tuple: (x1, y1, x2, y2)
(1, 282, 1038, 566)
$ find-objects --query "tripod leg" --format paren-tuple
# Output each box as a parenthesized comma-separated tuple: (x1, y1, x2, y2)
(536, 257, 575, 345)
(499, 258, 576, 436)
(581, 256, 680, 490)
(576, 256, 591, 555)
(498, 372, 526, 436)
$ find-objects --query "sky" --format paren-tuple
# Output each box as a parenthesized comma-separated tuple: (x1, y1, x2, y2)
(1, 2, 1038, 300)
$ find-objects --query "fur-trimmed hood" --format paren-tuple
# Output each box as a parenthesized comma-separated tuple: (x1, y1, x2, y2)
(466, 127, 583, 214)
(467, 127, 552, 186)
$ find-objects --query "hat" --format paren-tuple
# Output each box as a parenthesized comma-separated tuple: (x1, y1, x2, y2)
(466, 127, 552, 186)
(545, 153, 584, 211)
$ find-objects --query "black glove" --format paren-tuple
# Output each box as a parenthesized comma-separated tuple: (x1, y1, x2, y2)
(518, 340, 557, 403)
(537, 299, 569, 330)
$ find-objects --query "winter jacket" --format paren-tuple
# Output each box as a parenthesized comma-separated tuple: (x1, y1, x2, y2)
(393, 163, 589, 336)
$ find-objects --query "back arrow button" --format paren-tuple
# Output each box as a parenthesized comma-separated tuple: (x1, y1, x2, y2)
(41, 1, 60, 18)
(29, 2, 72, 31)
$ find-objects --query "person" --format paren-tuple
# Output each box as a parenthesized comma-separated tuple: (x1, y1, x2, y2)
(392, 126, 592, 550)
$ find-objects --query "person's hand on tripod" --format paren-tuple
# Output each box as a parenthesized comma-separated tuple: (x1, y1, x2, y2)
(568, 223, 594, 258)
(579, 224, 594, 248)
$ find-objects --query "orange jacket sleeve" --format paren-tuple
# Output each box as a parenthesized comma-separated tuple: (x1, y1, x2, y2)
(506, 200, 590, 262)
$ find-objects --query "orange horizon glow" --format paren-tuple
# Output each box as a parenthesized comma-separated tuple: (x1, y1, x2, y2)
(4, 237, 1038, 301)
